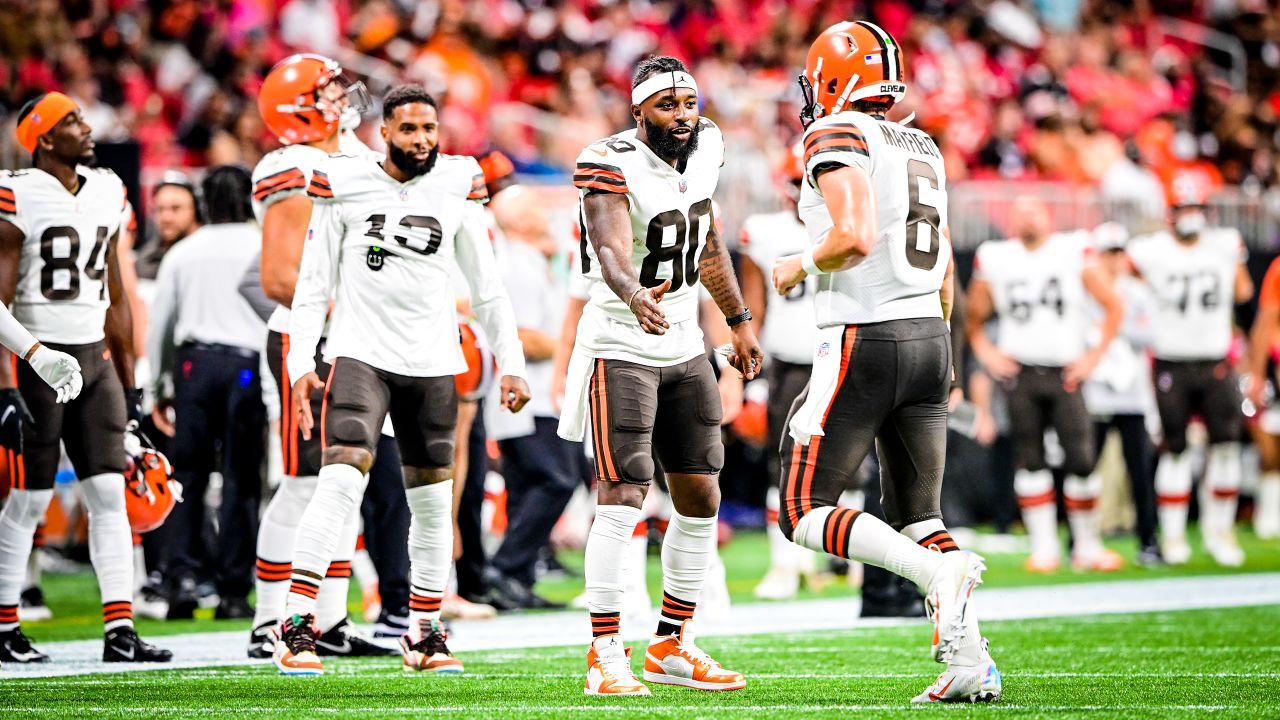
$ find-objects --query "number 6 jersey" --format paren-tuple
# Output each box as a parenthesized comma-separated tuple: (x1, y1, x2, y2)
(572, 119, 724, 366)
(0, 167, 127, 344)
(798, 111, 950, 327)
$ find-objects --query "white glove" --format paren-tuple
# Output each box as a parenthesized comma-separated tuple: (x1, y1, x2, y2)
(27, 345, 83, 404)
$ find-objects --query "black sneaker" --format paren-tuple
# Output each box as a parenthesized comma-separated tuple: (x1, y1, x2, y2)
(104, 628, 173, 662)
(0, 627, 49, 663)
(19, 586, 52, 622)
(316, 618, 396, 656)
(247, 621, 275, 659)
(166, 577, 198, 620)
(1135, 544, 1165, 568)
(215, 596, 255, 620)
(373, 609, 410, 638)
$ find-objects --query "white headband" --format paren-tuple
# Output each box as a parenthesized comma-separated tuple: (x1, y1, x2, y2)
(631, 71, 698, 105)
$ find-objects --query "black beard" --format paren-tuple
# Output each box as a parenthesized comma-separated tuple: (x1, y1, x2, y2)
(643, 118, 700, 163)
(388, 143, 438, 178)
(76, 150, 95, 165)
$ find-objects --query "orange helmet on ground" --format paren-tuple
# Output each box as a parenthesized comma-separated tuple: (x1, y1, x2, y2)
(258, 54, 370, 145)
(799, 21, 907, 127)
(123, 427, 182, 534)
(455, 320, 498, 402)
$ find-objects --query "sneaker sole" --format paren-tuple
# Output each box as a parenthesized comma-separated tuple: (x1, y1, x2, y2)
(273, 657, 323, 676)
(402, 663, 465, 673)
(583, 686, 651, 696)
(642, 671, 746, 691)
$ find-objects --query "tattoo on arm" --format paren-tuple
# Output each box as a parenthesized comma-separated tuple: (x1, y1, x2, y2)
(698, 217, 746, 317)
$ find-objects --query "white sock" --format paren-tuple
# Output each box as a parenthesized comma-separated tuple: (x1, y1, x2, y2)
(623, 519, 650, 606)
(405, 481, 453, 632)
(132, 544, 146, 593)
(1155, 452, 1192, 541)
(0, 489, 53, 629)
(286, 464, 367, 619)
(658, 512, 716, 630)
(1205, 443, 1243, 538)
(792, 506, 944, 589)
(81, 474, 135, 632)
(765, 486, 796, 572)
(585, 504, 641, 635)
(252, 474, 318, 629)
(1015, 469, 1059, 560)
(318, 503, 361, 633)
(1063, 473, 1105, 560)
(1256, 472, 1280, 535)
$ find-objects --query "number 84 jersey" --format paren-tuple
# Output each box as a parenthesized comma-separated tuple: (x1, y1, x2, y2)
(798, 111, 950, 327)
(0, 167, 126, 344)
(572, 119, 723, 365)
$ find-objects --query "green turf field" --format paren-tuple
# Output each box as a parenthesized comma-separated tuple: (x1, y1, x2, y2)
(17, 527, 1280, 643)
(4, 605, 1277, 718)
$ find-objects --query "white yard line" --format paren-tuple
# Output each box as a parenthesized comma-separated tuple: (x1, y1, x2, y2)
(5, 572, 1280, 679)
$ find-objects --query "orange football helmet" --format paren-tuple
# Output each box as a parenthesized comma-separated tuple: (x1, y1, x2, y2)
(455, 320, 497, 402)
(799, 21, 907, 126)
(259, 54, 370, 145)
(123, 428, 182, 534)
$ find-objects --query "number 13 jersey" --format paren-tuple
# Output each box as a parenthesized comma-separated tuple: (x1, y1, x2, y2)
(572, 119, 724, 365)
(0, 167, 127, 345)
(798, 111, 949, 327)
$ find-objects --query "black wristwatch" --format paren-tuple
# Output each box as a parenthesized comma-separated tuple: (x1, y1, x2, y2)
(726, 308, 753, 328)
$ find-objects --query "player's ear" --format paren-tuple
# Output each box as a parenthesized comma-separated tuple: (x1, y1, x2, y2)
(380, 123, 389, 145)
(631, 104, 642, 123)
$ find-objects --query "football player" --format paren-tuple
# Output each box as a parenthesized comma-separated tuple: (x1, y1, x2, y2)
(770, 22, 998, 703)
(0, 92, 171, 663)
(274, 84, 528, 676)
(967, 198, 1125, 572)
(1128, 180, 1253, 566)
(738, 143, 824, 600)
(247, 54, 394, 659)
(561, 56, 761, 696)
(1246, 254, 1280, 540)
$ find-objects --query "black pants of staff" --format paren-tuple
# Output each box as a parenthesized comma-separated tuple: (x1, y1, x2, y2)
(164, 342, 266, 601)
(360, 434, 410, 617)
(456, 401, 490, 601)
(492, 417, 580, 587)
(1093, 414, 1158, 549)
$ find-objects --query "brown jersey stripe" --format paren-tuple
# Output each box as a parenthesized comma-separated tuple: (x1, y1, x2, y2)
(574, 179, 629, 194)
(805, 140, 870, 166)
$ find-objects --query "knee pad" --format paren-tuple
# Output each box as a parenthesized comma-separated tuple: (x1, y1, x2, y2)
(704, 442, 724, 475)
(330, 413, 374, 449)
(3, 488, 54, 526)
(80, 473, 126, 515)
(424, 439, 455, 469)
(618, 444, 655, 485)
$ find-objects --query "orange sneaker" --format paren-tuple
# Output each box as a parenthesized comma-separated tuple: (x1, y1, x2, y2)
(1072, 548, 1124, 572)
(585, 635, 651, 696)
(399, 619, 464, 673)
(273, 614, 324, 676)
(1023, 554, 1061, 573)
(643, 621, 745, 691)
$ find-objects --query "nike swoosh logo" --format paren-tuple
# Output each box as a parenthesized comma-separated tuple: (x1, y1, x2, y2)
(929, 677, 956, 702)
(589, 147, 607, 156)
(7, 645, 41, 661)
(316, 638, 352, 654)
(115, 645, 135, 660)
(2, 406, 14, 425)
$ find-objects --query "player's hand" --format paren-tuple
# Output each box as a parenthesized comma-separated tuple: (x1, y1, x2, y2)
(1064, 349, 1104, 393)
(976, 345, 1020, 381)
(628, 280, 671, 335)
(772, 255, 807, 295)
(0, 388, 32, 452)
(974, 407, 998, 446)
(292, 372, 326, 441)
(27, 344, 83, 404)
(124, 387, 144, 424)
(718, 370, 744, 425)
(727, 323, 764, 381)
(1246, 373, 1267, 409)
(500, 375, 531, 413)
(151, 401, 176, 438)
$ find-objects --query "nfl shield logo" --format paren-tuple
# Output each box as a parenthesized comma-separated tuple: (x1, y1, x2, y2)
(678, 179, 687, 193)
(817, 342, 830, 357)
(399, 188, 410, 201)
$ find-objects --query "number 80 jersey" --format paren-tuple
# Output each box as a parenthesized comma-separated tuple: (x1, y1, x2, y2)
(798, 111, 949, 327)
(0, 167, 127, 344)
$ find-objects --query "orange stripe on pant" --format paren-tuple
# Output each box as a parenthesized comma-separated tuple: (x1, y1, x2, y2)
(592, 360, 620, 482)
(793, 327, 859, 526)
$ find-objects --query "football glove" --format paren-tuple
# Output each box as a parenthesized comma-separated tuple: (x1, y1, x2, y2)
(27, 344, 83, 403)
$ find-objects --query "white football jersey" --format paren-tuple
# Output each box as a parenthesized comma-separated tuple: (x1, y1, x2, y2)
(285, 152, 522, 381)
(798, 111, 950, 327)
(1127, 227, 1244, 360)
(572, 119, 724, 366)
(740, 210, 816, 364)
(252, 133, 380, 334)
(973, 232, 1091, 366)
(0, 167, 127, 344)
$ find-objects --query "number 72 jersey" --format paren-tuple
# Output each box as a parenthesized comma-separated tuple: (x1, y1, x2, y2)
(0, 167, 126, 345)
(797, 110, 950, 327)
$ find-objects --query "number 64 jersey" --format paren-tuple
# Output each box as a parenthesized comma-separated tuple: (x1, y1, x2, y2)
(0, 167, 127, 344)
(798, 111, 950, 327)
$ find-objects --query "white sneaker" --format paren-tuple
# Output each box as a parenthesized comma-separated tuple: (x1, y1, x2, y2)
(133, 587, 169, 621)
(913, 641, 1002, 703)
(585, 635, 651, 696)
(753, 566, 799, 600)
(1161, 536, 1192, 565)
(1204, 531, 1245, 568)
(924, 551, 986, 664)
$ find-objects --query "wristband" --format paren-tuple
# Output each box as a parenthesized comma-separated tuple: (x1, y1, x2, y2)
(726, 308, 753, 328)
(801, 247, 824, 276)
(627, 287, 645, 311)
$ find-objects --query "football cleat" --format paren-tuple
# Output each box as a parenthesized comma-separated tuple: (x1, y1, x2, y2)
(925, 551, 986, 664)
(1071, 548, 1124, 572)
(316, 618, 396, 656)
(400, 619, 463, 673)
(104, 628, 173, 662)
(133, 585, 169, 621)
(0, 627, 49, 663)
(753, 566, 800, 601)
(18, 587, 52, 622)
(1022, 554, 1060, 573)
(913, 641, 1002, 704)
(585, 635, 650, 696)
(247, 621, 275, 659)
(1161, 536, 1192, 566)
(273, 613, 323, 675)
(373, 609, 410, 638)
(643, 621, 745, 691)
(1204, 532, 1245, 568)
